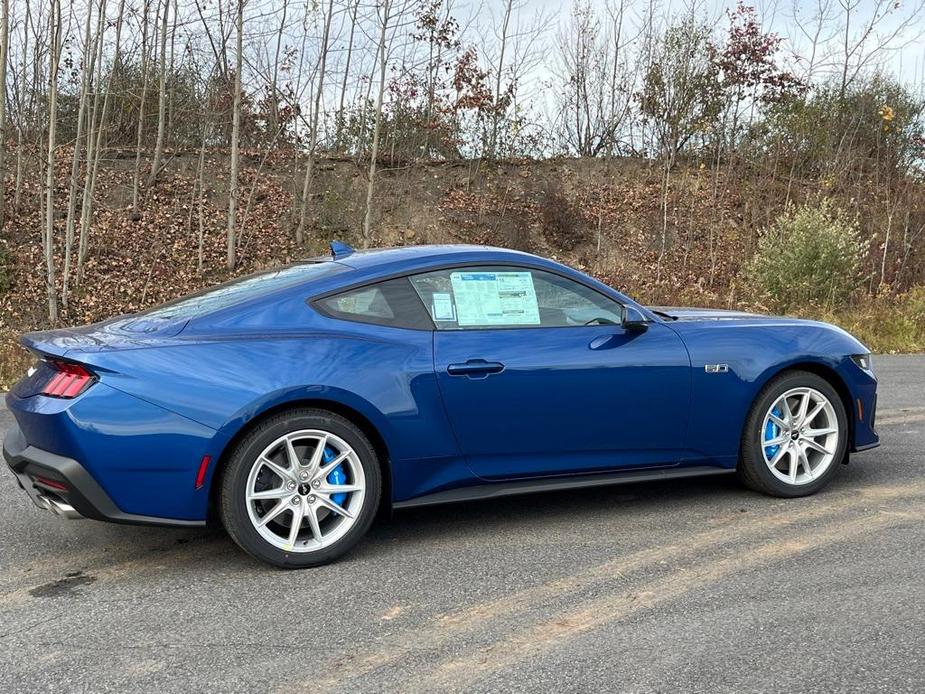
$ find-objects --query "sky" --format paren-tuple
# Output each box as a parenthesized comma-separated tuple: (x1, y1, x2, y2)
(521, 0, 925, 91)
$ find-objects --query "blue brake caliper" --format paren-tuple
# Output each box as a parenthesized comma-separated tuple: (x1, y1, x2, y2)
(323, 446, 347, 506)
(764, 405, 782, 459)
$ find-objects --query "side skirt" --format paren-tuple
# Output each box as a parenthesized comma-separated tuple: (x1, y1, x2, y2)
(393, 466, 736, 510)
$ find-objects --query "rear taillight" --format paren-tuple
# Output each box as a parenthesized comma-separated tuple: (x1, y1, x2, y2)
(41, 361, 95, 398)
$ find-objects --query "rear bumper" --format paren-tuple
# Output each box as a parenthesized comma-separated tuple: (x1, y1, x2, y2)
(3, 423, 205, 528)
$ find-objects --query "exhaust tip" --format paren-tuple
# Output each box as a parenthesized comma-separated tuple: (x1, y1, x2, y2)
(37, 494, 83, 520)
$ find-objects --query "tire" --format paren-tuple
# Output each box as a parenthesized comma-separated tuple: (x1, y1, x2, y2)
(219, 408, 382, 568)
(737, 370, 848, 498)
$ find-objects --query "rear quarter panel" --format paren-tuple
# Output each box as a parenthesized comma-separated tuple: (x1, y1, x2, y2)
(72, 321, 466, 506)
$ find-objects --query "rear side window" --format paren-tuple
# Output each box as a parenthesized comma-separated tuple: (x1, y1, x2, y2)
(315, 277, 433, 330)
(138, 262, 346, 321)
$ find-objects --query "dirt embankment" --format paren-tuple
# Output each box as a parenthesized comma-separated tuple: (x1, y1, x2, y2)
(0, 153, 921, 386)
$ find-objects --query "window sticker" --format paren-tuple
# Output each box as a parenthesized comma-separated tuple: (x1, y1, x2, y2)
(431, 292, 456, 321)
(450, 271, 540, 326)
(335, 287, 378, 314)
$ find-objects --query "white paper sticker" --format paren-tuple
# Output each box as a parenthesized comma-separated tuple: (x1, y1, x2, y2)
(450, 271, 540, 326)
(335, 287, 377, 314)
(432, 292, 455, 321)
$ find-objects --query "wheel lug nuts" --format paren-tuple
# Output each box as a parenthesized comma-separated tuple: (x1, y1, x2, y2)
(308, 495, 316, 503)
(299, 471, 309, 481)
(286, 481, 296, 490)
(312, 480, 320, 489)
(291, 497, 300, 505)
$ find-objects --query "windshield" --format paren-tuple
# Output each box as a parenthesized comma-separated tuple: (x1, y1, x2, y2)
(133, 262, 346, 322)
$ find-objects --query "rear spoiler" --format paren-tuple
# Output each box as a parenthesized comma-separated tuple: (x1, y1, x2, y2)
(21, 329, 80, 360)
(20, 317, 188, 361)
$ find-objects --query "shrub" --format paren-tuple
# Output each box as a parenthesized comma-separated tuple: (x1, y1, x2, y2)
(746, 199, 868, 310)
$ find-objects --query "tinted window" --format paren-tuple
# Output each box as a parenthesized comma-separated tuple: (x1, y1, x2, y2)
(139, 262, 346, 320)
(316, 277, 432, 329)
(409, 266, 623, 329)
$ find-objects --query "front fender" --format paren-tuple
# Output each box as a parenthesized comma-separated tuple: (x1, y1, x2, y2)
(669, 319, 872, 463)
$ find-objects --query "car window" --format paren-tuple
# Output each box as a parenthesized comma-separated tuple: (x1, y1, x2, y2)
(137, 262, 347, 321)
(315, 277, 433, 330)
(409, 266, 623, 329)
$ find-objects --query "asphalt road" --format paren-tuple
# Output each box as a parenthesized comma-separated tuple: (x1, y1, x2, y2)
(1, 356, 923, 693)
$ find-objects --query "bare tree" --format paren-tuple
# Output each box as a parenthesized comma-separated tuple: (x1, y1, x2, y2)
(147, 0, 170, 188)
(43, 0, 64, 322)
(226, 0, 244, 269)
(336, 0, 360, 147)
(131, 0, 153, 217)
(196, 121, 208, 274)
(62, 0, 101, 309)
(78, 0, 125, 282)
(488, 0, 513, 158)
(556, 0, 633, 156)
(482, 0, 549, 158)
(266, 0, 290, 137)
(0, 0, 9, 228)
(835, 0, 925, 99)
(296, 0, 336, 244)
(362, 0, 396, 247)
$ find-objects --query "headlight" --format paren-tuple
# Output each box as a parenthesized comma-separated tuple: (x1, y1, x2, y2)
(851, 353, 872, 372)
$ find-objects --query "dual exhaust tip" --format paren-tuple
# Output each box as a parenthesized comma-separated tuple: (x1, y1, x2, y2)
(35, 493, 83, 520)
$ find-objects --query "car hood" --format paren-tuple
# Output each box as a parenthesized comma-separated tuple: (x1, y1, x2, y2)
(652, 306, 870, 353)
(650, 306, 778, 321)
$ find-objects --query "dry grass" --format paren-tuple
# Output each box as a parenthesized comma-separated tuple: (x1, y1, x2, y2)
(799, 287, 925, 355)
(0, 335, 31, 391)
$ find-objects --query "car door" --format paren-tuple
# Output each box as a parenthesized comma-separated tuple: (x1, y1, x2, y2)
(409, 265, 691, 480)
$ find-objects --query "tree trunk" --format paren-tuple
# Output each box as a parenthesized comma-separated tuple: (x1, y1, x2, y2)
(79, 0, 122, 285)
(0, 0, 9, 228)
(362, 0, 391, 247)
(12, 122, 23, 213)
(489, 0, 513, 159)
(131, 0, 152, 216)
(268, 0, 289, 137)
(146, 0, 169, 189)
(44, 0, 64, 323)
(336, 0, 359, 149)
(196, 124, 208, 274)
(226, 0, 244, 270)
(62, 0, 100, 309)
(296, 0, 335, 244)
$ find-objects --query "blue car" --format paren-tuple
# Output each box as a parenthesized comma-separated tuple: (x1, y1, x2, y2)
(3, 243, 879, 567)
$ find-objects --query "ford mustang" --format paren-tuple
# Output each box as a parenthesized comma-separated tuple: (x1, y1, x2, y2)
(3, 243, 879, 567)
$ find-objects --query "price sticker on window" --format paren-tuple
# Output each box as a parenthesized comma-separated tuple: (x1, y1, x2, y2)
(450, 271, 540, 326)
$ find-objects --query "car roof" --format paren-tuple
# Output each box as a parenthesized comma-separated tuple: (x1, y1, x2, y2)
(328, 244, 541, 271)
(188, 243, 649, 328)
(301, 244, 570, 291)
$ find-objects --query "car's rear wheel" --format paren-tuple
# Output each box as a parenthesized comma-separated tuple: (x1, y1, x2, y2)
(219, 408, 381, 568)
(738, 370, 847, 497)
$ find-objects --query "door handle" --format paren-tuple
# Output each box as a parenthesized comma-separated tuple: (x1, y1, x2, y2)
(447, 359, 505, 378)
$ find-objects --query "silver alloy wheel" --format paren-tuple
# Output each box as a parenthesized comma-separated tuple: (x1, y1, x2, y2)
(245, 429, 366, 552)
(761, 387, 839, 486)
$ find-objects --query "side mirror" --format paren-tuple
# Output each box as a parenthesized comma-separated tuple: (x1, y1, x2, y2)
(621, 305, 649, 332)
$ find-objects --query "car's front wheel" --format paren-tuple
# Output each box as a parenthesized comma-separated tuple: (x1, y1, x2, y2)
(738, 370, 848, 497)
(219, 408, 381, 568)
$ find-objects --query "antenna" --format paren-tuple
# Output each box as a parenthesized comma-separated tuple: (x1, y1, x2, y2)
(329, 241, 355, 260)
